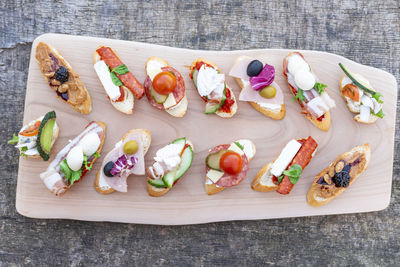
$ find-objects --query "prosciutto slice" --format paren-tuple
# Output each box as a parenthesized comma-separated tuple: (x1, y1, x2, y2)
(239, 81, 284, 105)
(101, 131, 145, 192)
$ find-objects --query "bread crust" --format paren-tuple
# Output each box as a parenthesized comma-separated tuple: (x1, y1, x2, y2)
(94, 128, 151, 195)
(36, 42, 92, 114)
(251, 162, 278, 192)
(307, 144, 371, 207)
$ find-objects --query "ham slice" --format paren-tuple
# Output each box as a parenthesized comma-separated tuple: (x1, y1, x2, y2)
(101, 132, 145, 192)
(229, 56, 253, 80)
(239, 81, 284, 105)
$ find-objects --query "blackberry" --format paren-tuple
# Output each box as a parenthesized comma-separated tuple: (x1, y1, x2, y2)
(54, 66, 69, 83)
(332, 170, 351, 187)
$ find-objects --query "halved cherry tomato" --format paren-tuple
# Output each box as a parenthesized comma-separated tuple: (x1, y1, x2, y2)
(19, 121, 41, 137)
(219, 151, 243, 175)
(342, 84, 359, 102)
(152, 71, 176, 95)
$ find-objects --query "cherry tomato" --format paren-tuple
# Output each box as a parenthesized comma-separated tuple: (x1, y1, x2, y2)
(219, 151, 243, 175)
(152, 71, 177, 95)
(19, 121, 41, 137)
(342, 84, 359, 102)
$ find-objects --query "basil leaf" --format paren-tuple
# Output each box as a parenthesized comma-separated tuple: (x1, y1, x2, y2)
(60, 159, 72, 180)
(110, 71, 123, 87)
(234, 142, 244, 150)
(372, 109, 385, 118)
(8, 133, 19, 144)
(112, 64, 129, 75)
(282, 164, 303, 185)
(314, 82, 327, 94)
(277, 175, 284, 183)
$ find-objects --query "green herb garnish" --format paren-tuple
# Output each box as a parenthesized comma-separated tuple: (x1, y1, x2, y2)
(291, 89, 305, 102)
(110, 71, 123, 87)
(372, 109, 385, 118)
(83, 153, 100, 171)
(234, 142, 244, 150)
(314, 82, 327, 94)
(372, 92, 383, 104)
(282, 164, 303, 185)
(60, 159, 82, 186)
(277, 175, 284, 183)
(8, 133, 19, 144)
(112, 64, 129, 75)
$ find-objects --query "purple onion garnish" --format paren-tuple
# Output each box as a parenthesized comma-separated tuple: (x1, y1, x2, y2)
(250, 64, 275, 91)
(110, 154, 137, 176)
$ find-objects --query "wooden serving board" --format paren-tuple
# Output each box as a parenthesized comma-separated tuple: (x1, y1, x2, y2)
(16, 33, 397, 225)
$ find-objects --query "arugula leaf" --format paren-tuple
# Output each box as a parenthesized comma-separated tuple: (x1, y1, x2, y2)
(282, 164, 303, 185)
(234, 142, 244, 150)
(8, 133, 19, 144)
(372, 92, 383, 104)
(277, 175, 284, 183)
(372, 109, 385, 118)
(93, 152, 100, 158)
(83, 153, 100, 171)
(110, 71, 123, 87)
(21, 147, 28, 152)
(291, 89, 305, 102)
(112, 64, 129, 75)
(314, 82, 327, 94)
(60, 159, 72, 180)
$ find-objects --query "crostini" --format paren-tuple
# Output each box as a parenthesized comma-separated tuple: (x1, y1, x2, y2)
(283, 52, 335, 131)
(95, 129, 151, 194)
(252, 136, 317, 195)
(35, 42, 92, 114)
(143, 57, 188, 117)
(93, 46, 145, 114)
(307, 144, 370, 207)
(40, 121, 106, 196)
(338, 63, 384, 123)
(8, 111, 59, 161)
(189, 58, 237, 117)
(147, 137, 194, 197)
(205, 139, 255, 195)
(229, 56, 285, 120)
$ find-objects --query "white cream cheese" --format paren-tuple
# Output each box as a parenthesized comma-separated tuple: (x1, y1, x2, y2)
(154, 143, 185, 171)
(271, 140, 302, 177)
(197, 65, 225, 97)
(94, 60, 121, 101)
(258, 102, 282, 111)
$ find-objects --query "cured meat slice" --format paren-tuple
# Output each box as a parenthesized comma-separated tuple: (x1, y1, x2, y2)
(239, 81, 284, 105)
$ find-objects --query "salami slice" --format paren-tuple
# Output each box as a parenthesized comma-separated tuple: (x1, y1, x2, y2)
(96, 47, 144, 99)
(144, 66, 185, 110)
(206, 144, 249, 187)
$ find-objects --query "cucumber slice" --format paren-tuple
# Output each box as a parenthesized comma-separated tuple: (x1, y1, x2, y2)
(192, 69, 198, 88)
(148, 178, 167, 188)
(172, 137, 186, 146)
(150, 86, 168, 104)
(162, 145, 194, 188)
(37, 111, 56, 161)
(338, 63, 376, 95)
(204, 87, 227, 114)
(206, 149, 227, 171)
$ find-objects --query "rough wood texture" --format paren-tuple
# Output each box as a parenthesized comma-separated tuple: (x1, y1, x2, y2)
(16, 34, 396, 224)
(1, 0, 399, 266)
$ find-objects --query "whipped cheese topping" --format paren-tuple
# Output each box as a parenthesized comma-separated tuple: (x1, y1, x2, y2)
(197, 65, 225, 98)
(149, 142, 185, 179)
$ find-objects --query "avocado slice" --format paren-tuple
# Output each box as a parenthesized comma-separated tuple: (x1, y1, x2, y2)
(206, 149, 227, 171)
(36, 111, 56, 161)
(338, 63, 377, 95)
(150, 86, 168, 104)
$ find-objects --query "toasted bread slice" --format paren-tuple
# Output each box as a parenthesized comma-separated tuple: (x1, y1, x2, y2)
(36, 42, 92, 114)
(190, 58, 237, 118)
(205, 140, 256, 195)
(147, 140, 193, 197)
(307, 144, 371, 207)
(251, 162, 278, 192)
(93, 50, 134, 114)
(145, 57, 187, 117)
(95, 129, 151, 194)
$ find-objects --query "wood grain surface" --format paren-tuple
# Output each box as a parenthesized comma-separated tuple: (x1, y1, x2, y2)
(15, 33, 397, 225)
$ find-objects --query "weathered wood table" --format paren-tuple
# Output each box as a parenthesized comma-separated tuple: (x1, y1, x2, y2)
(1, 1, 399, 265)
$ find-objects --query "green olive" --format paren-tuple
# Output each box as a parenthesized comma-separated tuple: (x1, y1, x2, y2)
(259, 85, 277, 99)
(123, 140, 138, 155)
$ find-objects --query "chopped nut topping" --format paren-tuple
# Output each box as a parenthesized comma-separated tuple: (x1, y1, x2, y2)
(58, 83, 69, 93)
(335, 161, 345, 173)
(328, 166, 335, 177)
(45, 72, 55, 77)
(323, 174, 332, 185)
(51, 79, 61, 86)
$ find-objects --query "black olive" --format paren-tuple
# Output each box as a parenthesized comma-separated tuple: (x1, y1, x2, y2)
(247, 60, 263, 77)
(103, 161, 114, 177)
(54, 66, 69, 84)
(332, 171, 351, 187)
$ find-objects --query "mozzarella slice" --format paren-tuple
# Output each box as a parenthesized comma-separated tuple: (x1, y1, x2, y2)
(294, 69, 315, 90)
(67, 145, 84, 171)
(80, 132, 101, 156)
(207, 169, 225, 183)
(94, 60, 121, 101)
(271, 140, 302, 177)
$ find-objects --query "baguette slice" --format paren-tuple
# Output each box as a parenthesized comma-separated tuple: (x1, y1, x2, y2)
(95, 129, 151, 194)
(190, 58, 238, 118)
(145, 57, 187, 117)
(35, 42, 92, 114)
(251, 162, 278, 192)
(205, 140, 256, 195)
(147, 140, 194, 197)
(93, 48, 134, 114)
(307, 144, 371, 207)
(232, 56, 285, 120)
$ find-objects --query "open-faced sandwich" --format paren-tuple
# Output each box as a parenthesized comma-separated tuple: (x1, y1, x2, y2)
(205, 140, 255, 195)
(338, 63, 384, 123)
(8, 111, 59, 161)
(229, 56, 285, 120)
(189, 58, 237, 117)
(143, 57, 188, 117)
(93, 46, 145, 114)
(35, 42, 92, 114)
(40, 121, 106, 196)
(252, 136, 318, 195)
(95, 129, 151, 194)
(283, 52, 335, 131)
(147, 137, 194, 197)
(307, 144, 370, 207)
